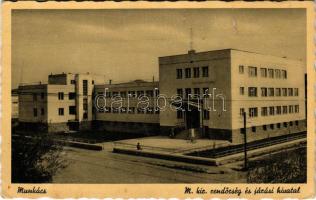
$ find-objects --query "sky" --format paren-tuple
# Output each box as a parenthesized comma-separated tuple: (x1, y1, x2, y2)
(12, 9, 306, 88)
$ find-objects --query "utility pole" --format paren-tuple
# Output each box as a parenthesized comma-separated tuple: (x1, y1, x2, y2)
(243, 111, 248, 170)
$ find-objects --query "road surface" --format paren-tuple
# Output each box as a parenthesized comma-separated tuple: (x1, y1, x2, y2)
(53, 146, 246, 183)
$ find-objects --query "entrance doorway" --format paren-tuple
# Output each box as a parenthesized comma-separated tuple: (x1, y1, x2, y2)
(185, 107, 200, 129)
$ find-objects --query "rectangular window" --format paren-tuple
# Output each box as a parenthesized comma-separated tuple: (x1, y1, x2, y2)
(261, 87, 267, 97)
(146, 107, 154, 114)
(249, 107, 258, 118)
(203, 88, 209, 98)
(248, 87, 257, 97)
(281, 70, 287, 79)
(268, 68, 274, 78)
(282, 88, 287, 96)
(145, 90, 153, 97)
(282, 106, 288, 114)
(193, 67, 200, 78)
(185, 68, 191, 78)
(83, 80, 88, 96)
(203, 110, 210, 120)
(41, 92, 45, 99)
(58, 92, 64, 100)
(128, 91, 136, 97)
(58, 108, 64, 116)
(69, 92, 76, 100)
(240, 87, 244, 95)
(83, 98, 88, 111)
(239, 65, 244, 74)
(270, 124, 274, 130)
(176, 69, 183, 79)
(289, 105, 294, 113)
(185, 88, 191, 99)
(294, 88, 299, 96)
(252, 127, 256, 133)
(261, 107, 268, 116)
(128, 107, 135, 114)
(33, 93, 37, 101)
(69, 106, 76, 115)
(284, 122, 288, 127)
(263, 125, 267, 131)
(268, 88, 274, 96)
(290, 121, 293, 126)
(120, 91, 127, 98)
(120, 107, 127, 113)
(41, 108, 44, 115)
(136, 91, 144, 97)
(71, 80, 76, 84)
(177, 110, 183, 119)
(295, 121, 299, 126)
(269, 106, 275, 115)
(276, 106, 282, 115)
(202, 66, 209, 77)
(277, 123, 281, 128)
(33, 108, 37, 117)
(260, 68, 267, 77)
(193, 88, 200, 97)
(177, 88, 183, 97)
(240, 108, 245, 116)
(276, 88, 281, 96)
(113, 108, 120, 113)
(248, 66, 257, 77)
(288, 88, 293, 96)
(295, 105, 299, 113)
(275, 69, 281, 78)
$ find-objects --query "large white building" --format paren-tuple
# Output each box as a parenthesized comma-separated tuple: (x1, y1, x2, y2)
(159, 49, 306, 143)
(17, 49, 306, 143)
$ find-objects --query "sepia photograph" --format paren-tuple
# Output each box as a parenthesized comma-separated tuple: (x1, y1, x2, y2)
(2, 1, 314, 198)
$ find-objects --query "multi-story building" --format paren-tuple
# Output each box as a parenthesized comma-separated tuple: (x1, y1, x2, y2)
(17, 49, 306, 144)
(159, 49, 306, 143)
(18, 73, 95, 132)
(93, 80, 160, 135)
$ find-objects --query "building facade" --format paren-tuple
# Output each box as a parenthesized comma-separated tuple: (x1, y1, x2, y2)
(18, 73, 95, 132)
(159, 49, 306, 143)
(93, 80, 160, 135)
(17, 49, 306, 143)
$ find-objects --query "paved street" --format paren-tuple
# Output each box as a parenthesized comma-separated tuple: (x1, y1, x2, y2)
(53, 145, 246, 183)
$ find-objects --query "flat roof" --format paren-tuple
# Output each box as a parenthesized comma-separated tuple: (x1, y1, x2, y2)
(159, 48, 303, 62)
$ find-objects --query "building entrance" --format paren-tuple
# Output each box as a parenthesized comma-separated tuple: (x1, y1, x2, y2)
(185, 107, 200, 129)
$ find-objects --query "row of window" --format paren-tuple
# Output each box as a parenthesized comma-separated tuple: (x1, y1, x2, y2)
(57, 107, 88, 119)
(97, 89, 159, 98)
(176, 88, 209, 98)
(245, 87, 299, 97)
(33, 108, 45, 117)
(98, 107, 160, 115)
(241, 105, 300, 118)
(176, 66, 209, 79)
(241, 120, 299, 133)
(239, 65, 287, 79)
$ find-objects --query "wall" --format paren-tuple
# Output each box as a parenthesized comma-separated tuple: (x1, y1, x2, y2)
(158, 49, 232, 132)
(230, 49, 306, 143)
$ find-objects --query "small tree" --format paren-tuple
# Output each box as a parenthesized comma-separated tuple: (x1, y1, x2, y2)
(12, 134, 67, 183)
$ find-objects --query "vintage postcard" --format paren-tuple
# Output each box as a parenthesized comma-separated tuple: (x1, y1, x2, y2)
(1, 1, 315, 199)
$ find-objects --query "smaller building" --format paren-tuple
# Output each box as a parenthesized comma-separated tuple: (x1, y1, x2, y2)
(18, 73, 98, 133)
(93, 80, 160, 135)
